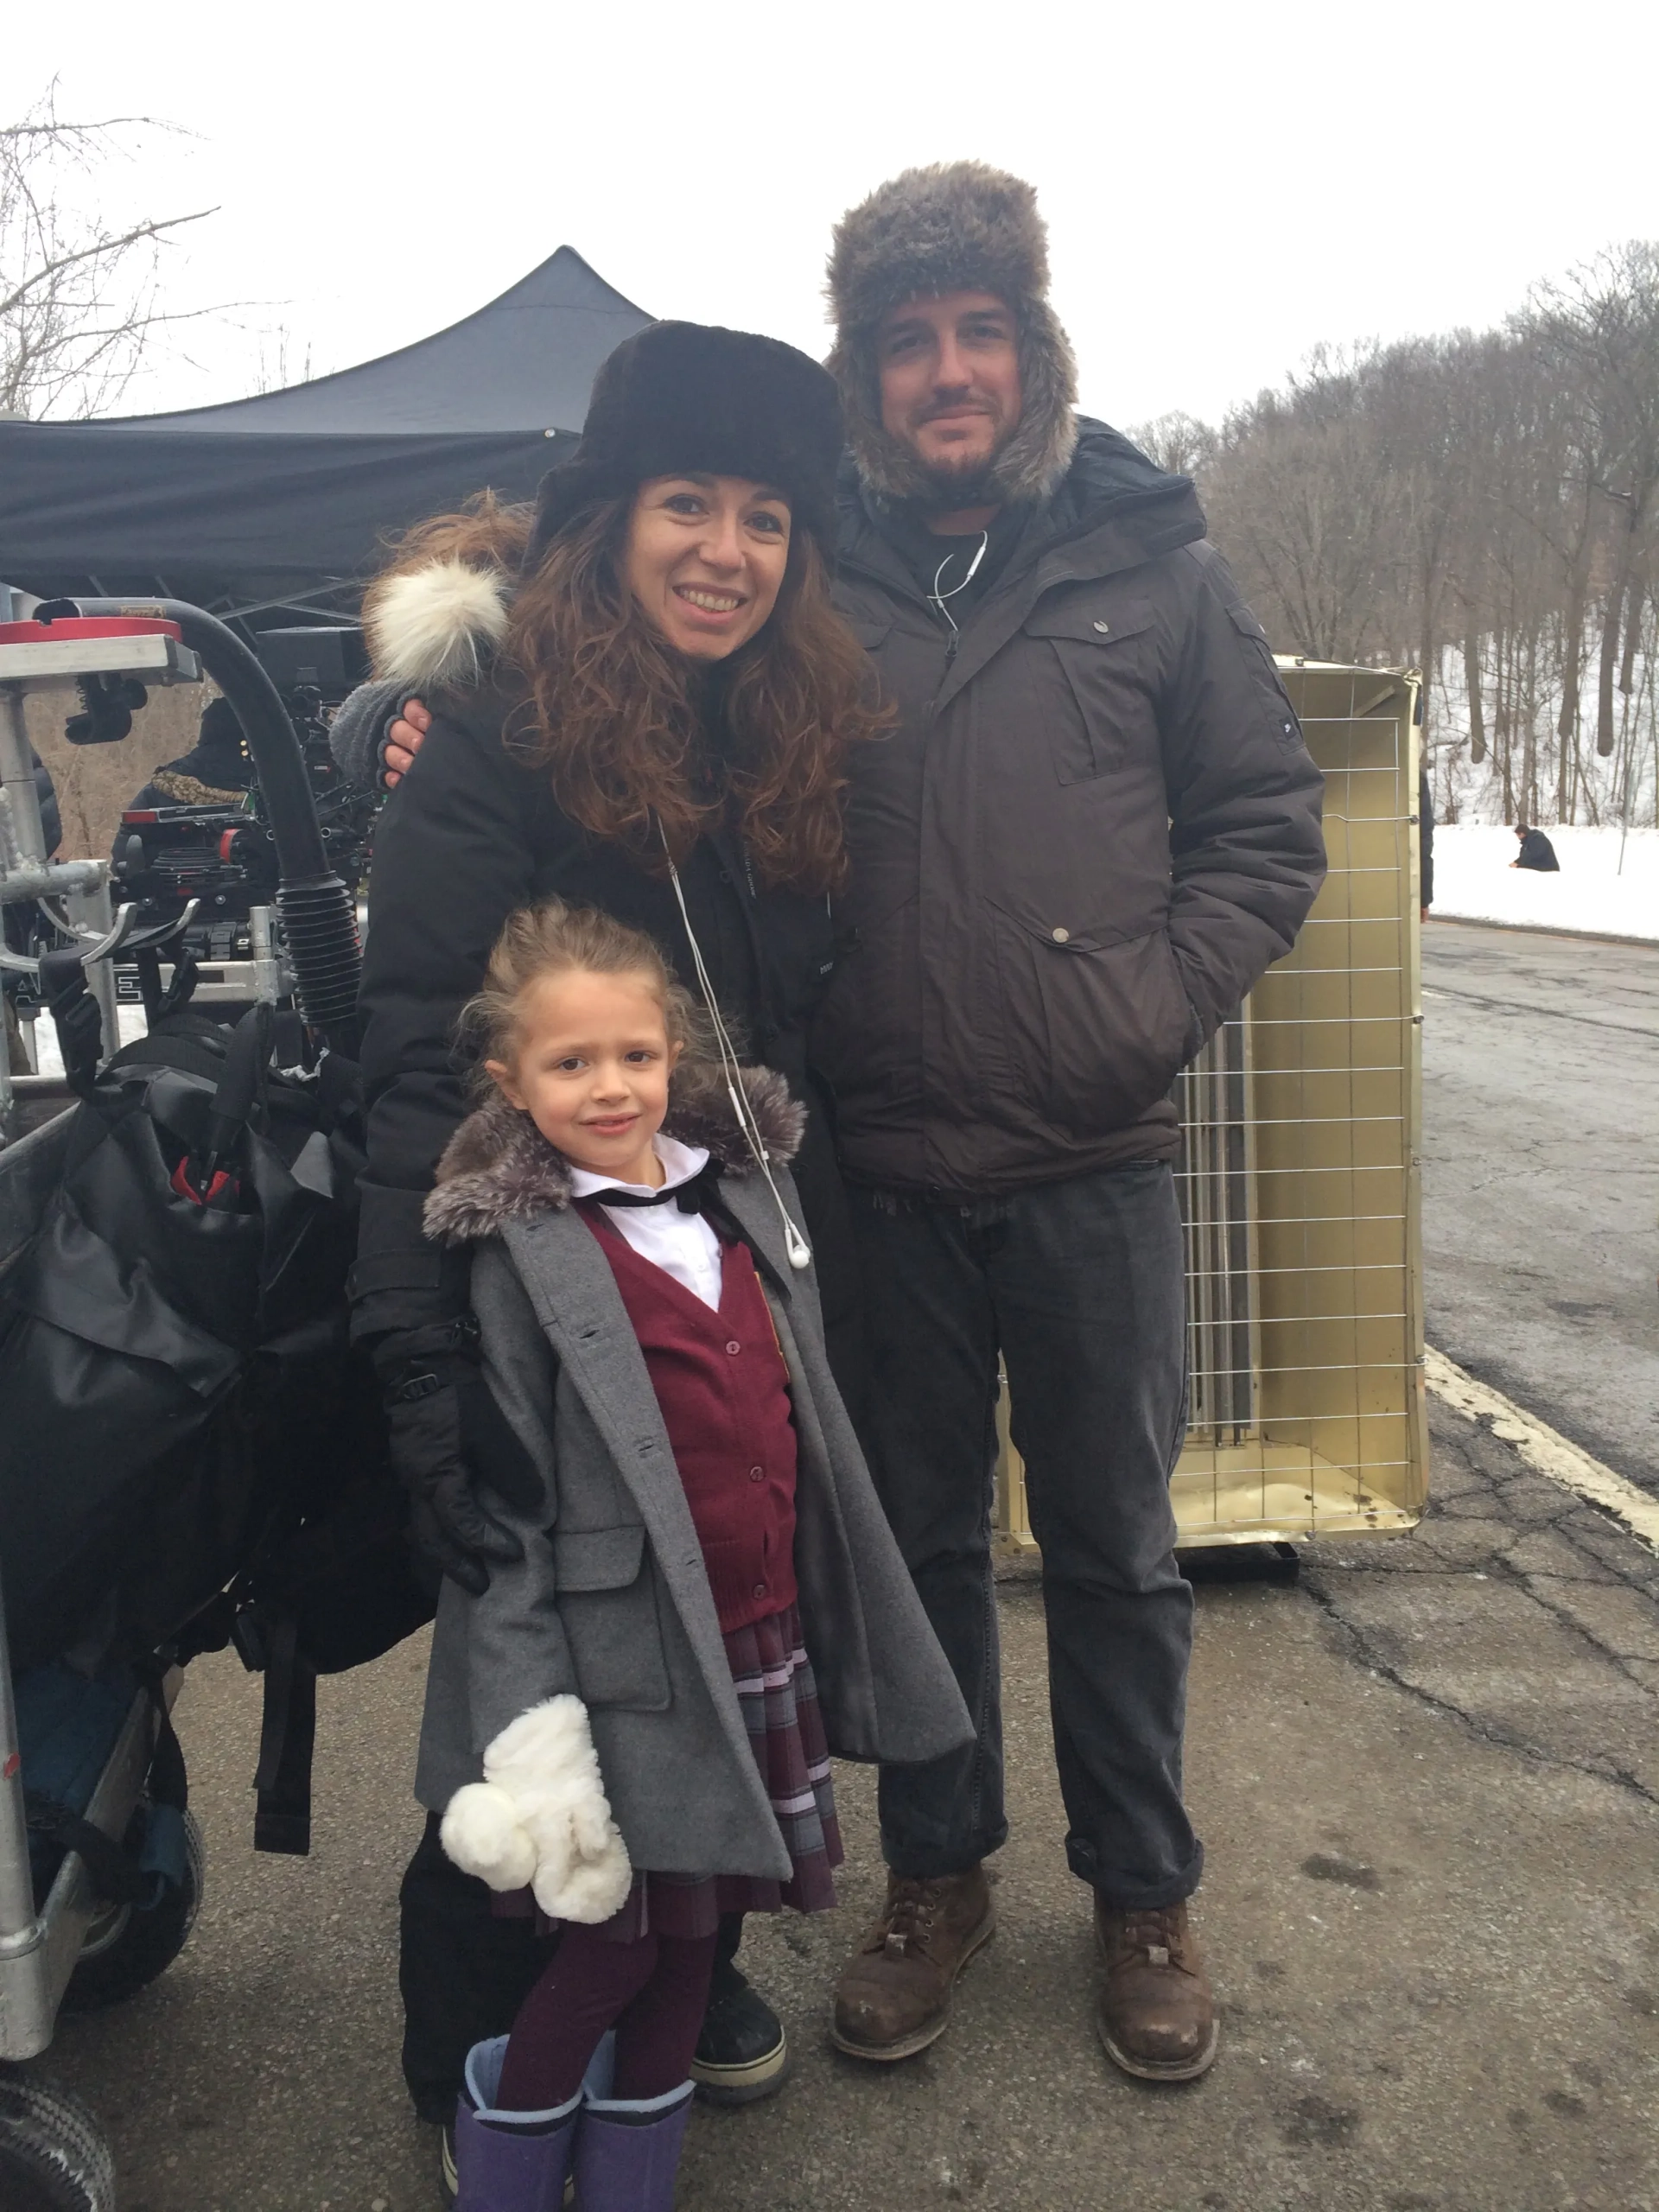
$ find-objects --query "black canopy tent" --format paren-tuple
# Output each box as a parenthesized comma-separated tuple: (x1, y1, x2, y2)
(0, 247, 652, 625)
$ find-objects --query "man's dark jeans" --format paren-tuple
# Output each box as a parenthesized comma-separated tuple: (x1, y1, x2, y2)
(849, 1160, 1201, 1909)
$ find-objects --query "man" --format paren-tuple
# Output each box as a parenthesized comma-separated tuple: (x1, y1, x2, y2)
(806, 162, 1324, 2083)
(1512, 822, 1560, 871)
(375, 162, 1325, 2091)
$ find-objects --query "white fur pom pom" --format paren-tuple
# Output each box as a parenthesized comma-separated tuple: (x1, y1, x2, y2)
(365, 558, 510, 690)
(440, 1782, 537, 1892)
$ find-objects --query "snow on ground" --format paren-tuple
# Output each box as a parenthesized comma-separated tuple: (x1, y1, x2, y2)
(1430, 823, 1659, 942)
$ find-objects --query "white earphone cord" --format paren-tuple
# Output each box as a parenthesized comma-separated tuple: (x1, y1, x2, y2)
(928, 530, 989, 642)
(663, 836, 813, 1272)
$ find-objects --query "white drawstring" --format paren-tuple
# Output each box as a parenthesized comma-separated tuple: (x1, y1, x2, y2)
(663, 833, 813, 1272)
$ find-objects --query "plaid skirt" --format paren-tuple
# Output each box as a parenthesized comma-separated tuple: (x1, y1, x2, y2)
(493, 1601, 842, 1943)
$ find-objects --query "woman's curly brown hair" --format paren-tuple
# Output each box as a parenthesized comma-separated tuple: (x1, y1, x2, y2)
(375, 487, 885, 894)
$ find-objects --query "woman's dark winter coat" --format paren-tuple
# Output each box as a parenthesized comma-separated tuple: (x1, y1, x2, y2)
(415, 1072, 971, 1872)
(351, 653, 859, 1385)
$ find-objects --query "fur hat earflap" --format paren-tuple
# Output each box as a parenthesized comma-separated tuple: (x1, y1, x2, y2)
(362, 556, 512, 691)
(442, 1694, 633, 1924)
(827, 162, 1078, 507)
(527, 321, 843, 569)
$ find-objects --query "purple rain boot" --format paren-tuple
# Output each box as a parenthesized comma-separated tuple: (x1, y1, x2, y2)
(453, 2037, 580, 2212)
(573, 2079, 695, 2212)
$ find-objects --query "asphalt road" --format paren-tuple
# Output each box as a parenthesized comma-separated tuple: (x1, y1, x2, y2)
(1421, 919, 1659, 1492)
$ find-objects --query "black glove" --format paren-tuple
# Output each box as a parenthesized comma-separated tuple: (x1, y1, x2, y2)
(373, 1317, 543, 1596)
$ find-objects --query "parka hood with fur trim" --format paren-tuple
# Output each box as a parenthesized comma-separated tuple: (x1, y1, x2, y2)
(826, 161, 1079, 508)
(423, 1065, 806, 1246)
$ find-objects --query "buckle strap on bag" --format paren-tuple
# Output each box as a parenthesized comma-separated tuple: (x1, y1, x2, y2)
(251, 1610, 317, 1857)
(39, 947, 104, 1099)
(24, 1793, 151, 1907)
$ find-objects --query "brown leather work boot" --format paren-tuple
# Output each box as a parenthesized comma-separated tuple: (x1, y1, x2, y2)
(831, 1866, 996, 2061)
(1094, 1897, 1218, 2082)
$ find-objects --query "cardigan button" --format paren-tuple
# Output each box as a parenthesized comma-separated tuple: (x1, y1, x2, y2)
(753, 1581, 768, 1599)
(725, 1339, 741, 1355)
(749, 1465, 765, 1483)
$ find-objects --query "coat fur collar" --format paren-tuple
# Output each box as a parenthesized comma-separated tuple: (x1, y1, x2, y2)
(423, 1065, 805, 1245)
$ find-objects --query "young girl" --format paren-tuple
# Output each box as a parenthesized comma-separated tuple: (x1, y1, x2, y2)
(416, 899, 969, 2212)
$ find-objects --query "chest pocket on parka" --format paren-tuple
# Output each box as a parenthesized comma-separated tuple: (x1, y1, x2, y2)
(1021, 599, 1158, 783)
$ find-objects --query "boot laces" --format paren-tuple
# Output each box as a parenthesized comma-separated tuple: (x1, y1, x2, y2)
(880, 1876, 943, 1958)
(1115, 1905, 1185, 1973)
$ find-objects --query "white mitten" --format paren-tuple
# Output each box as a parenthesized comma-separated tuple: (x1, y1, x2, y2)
(461, 1695, 632, 1925)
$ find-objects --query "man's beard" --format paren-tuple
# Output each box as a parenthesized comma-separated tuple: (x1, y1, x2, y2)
(912, 454, 1001, 513)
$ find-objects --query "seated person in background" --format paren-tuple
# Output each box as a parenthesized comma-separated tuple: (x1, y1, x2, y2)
(1511, 822, 1560, 872)
(124, 696, 251, 812)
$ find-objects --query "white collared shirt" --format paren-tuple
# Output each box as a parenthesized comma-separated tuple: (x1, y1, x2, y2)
(568, 1135, 724, 1311)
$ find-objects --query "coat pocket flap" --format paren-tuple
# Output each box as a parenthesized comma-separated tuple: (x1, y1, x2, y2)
(553, 1522, 647, 1592)
(1227, 602, 1272, 644)
(1023, 597, 1154, 645)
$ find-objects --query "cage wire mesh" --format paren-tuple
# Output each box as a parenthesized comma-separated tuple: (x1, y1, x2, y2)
(995, 661, 1427, 1552)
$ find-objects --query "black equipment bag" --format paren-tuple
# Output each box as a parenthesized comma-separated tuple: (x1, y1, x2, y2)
(0, 983, 432, 1831)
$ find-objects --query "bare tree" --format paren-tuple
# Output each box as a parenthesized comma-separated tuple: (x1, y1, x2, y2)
(1, 81, 215, 418)
(1175, 249, 1659, 830)
(1129, 410, 1215, 479)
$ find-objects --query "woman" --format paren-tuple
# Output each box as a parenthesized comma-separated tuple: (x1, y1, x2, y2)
(344, 321, 880, 2184)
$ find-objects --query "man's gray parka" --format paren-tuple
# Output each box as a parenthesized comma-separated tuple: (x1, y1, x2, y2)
(414, 1073, 972, 1881)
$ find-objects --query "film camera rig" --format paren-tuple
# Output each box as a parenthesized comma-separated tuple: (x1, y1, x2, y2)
(1, 594, 364, 1134)
(108, 626, 376, 993)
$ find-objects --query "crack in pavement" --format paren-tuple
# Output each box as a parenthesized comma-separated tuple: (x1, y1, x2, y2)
(1299, 1567, 1659, 1810)
(1418, 979, 1659, 1043)
(1298, 1396, 1659, 1813)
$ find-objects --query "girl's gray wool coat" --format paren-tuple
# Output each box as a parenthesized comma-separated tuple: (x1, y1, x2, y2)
(415, 1068, 973, 1882)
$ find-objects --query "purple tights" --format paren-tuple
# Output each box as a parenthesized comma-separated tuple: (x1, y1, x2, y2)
(495, 1923, 718, 2109)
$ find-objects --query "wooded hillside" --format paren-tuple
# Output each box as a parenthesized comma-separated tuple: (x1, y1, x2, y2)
(1138, 244, 1659, 829)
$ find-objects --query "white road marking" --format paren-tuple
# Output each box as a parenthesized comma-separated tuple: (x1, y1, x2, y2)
(1425, 1346, 1659, 1555)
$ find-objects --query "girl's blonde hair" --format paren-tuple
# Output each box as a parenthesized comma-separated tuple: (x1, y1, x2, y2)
(457, 899, 723, 1106)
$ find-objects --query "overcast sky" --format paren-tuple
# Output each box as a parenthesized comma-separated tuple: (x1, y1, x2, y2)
(13, 0, 1659, 433)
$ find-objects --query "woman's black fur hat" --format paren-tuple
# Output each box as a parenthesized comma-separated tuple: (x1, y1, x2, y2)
(526, 322, 842, 569)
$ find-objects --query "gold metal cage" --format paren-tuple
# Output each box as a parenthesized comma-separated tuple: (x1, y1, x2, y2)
(995, 660, 1427, 1552)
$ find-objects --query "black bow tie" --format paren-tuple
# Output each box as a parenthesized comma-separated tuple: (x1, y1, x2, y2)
(584, 1158, 724, 1214)
(580, 1157, 792, 1300)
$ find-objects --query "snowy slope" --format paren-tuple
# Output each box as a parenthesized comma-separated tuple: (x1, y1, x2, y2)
(1429, 824, 1659, 942)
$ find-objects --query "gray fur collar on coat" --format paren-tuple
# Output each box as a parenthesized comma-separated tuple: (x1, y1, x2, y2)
(423, 1066, 805, 1246)
(826, 161, 1078, 509)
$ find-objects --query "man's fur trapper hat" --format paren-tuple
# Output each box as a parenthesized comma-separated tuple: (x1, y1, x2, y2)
(826, 162, 1078, 507)
(527, 321, 843, 569)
